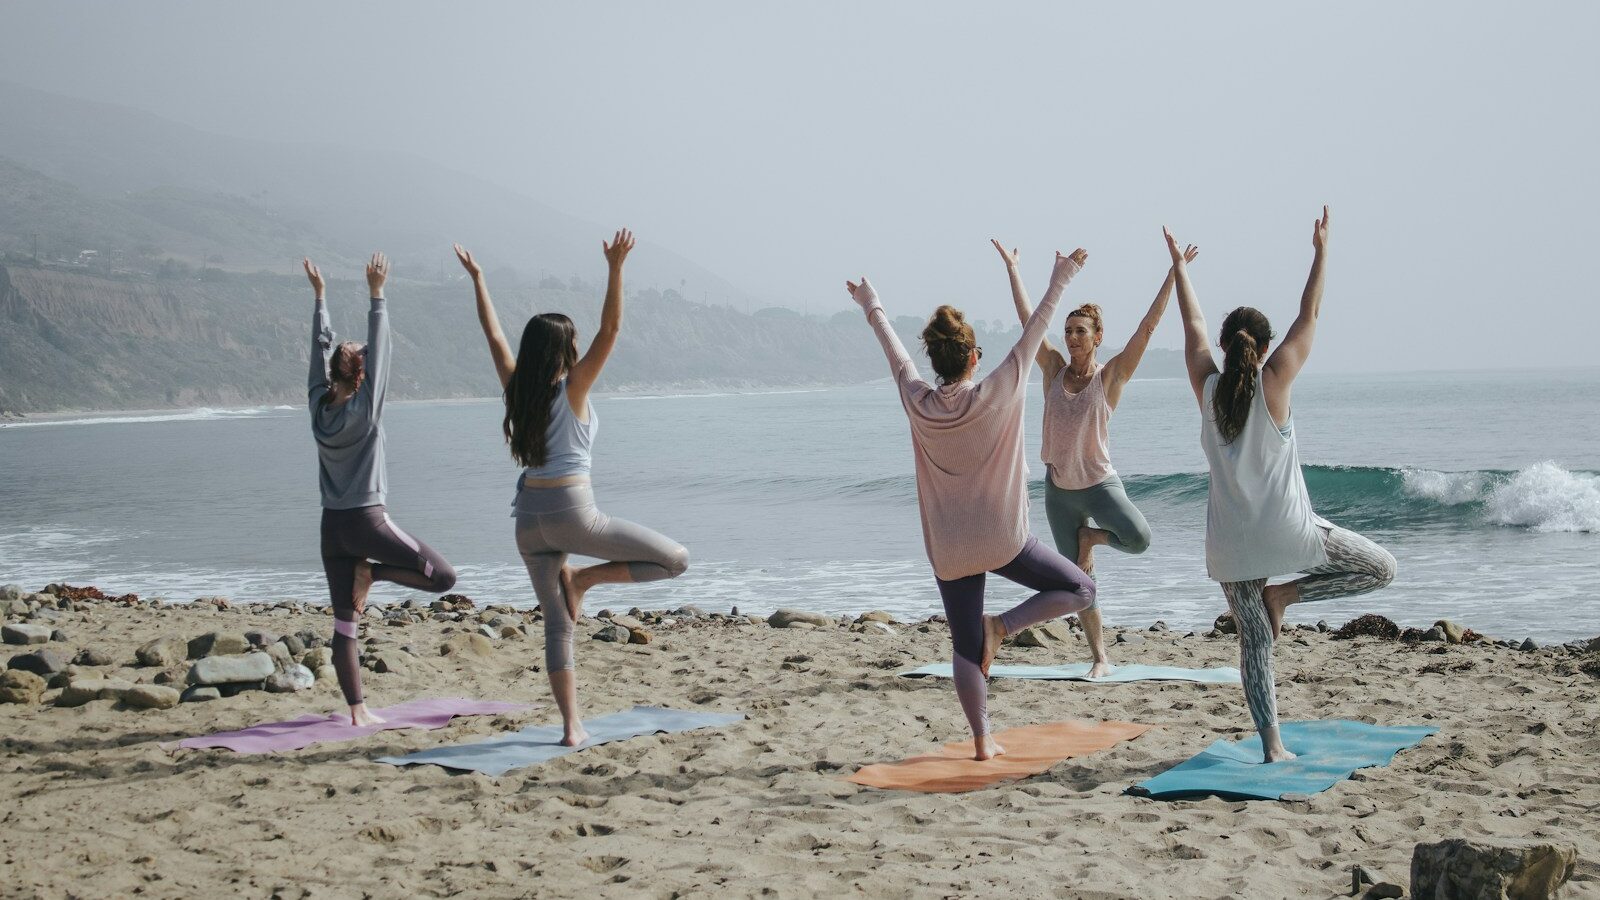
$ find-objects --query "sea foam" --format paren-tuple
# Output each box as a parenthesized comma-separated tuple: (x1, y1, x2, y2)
(1403, 462, 1600, 533)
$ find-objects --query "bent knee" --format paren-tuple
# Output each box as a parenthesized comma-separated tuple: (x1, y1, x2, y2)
(1121, 529, 1152, 555)
(664, 545, 690, 578)
(1078, 579, 1098, 610)
(1370, 550, 1397, 587)
(431, 565, 458, 594)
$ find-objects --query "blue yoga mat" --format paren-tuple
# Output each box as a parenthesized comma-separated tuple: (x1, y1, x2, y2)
(376, 705, 745, 776)
(1131, 720, 1438, 801)
(900, 662, 1241, 684)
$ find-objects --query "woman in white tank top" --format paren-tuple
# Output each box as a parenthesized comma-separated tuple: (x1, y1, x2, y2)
(994, 239, 1197, 678)
(1166, 209, 1396, 764)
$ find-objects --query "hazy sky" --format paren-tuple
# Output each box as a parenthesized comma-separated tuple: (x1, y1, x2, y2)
(3, 1, 1597, 371)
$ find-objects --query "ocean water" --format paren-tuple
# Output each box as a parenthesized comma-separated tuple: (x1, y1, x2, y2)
(1, 369, 1597, 642)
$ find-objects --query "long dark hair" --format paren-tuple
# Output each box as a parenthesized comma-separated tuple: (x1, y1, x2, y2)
(504, 313, 579, 468)
(920, 305, 976, 385)
(1213, 307, 1274, 444)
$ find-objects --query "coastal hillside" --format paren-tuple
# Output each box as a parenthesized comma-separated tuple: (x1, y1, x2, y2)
(0, 81, 1183, 413)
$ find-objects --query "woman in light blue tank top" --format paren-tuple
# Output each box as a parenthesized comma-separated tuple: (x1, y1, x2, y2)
(455, 231, 689, 748)
(1166, 210, 1396, 764)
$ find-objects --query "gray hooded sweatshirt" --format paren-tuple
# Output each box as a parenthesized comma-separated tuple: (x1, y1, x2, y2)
(308, 296, 390, 509)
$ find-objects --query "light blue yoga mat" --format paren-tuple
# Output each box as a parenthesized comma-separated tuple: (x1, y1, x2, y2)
(376, 705, 745, 777)
(1130, 720, 1438, 801)
(900, 662, 1242, 684)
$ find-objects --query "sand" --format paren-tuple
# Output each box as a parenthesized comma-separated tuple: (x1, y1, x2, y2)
(2, 595, 1597, 899)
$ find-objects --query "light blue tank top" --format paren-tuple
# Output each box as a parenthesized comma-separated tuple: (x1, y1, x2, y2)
(523, 380, 596, 480)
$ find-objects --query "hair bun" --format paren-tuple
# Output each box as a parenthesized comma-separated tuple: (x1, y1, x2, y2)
(925, 305, 967, 339)
(920, 305, 978, 384)
(1067, 303, 1105, 333)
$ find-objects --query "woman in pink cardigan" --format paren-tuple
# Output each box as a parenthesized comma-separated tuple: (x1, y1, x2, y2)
(846, 248, 1097, 760)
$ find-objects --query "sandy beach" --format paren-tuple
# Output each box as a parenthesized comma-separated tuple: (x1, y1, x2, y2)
(2, 587, 1597, 899)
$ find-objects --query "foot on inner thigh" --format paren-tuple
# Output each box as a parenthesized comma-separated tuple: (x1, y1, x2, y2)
(352, 560, 374, 615)
(559, 565, 586, 621)
(981, 614, 1006, 677)
(974, 733, 1006, 761)
(561, 720, 590, 747)
(1076, 526, 1104, 577)
(1261, 583, 1296, 641)
(350, 703, 386, 727)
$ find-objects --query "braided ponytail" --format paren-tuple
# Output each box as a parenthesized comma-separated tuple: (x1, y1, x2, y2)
(1212, 307, 1274, 444)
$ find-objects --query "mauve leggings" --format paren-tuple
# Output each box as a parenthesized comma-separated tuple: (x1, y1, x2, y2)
(935, 535, 1097, 737)
(321, 505, 457, 705)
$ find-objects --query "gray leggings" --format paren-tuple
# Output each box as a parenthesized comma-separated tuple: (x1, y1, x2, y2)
(514, 484, 689, 672)
(1044, 475, 1151, 598)
(1221, 522, 1396, 732)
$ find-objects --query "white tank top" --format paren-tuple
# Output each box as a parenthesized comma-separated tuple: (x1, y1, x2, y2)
(1200, 371, 1328, 582)
(1040, 363, 1116, 490)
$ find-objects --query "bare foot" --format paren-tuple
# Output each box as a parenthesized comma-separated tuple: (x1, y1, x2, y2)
(352, 560, 374, 615)
(1087, 660, 1114, 679)
(1261, 583, 1296, 642)
(1077, 526, 1106, 579)
(974, 734, 1007, 761)
(981, 614, 1006, 677)
(559, 565, 585, 621)
(350, 703, 386, 727)
(1263, 744, 1298, 763)
(561, 722, 589, 747)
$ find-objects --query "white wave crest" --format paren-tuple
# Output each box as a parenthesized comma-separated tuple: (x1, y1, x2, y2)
(1400, 468, 1491, 506)
(1483, 462, 1600, 533)
(0, 406, 291, 429)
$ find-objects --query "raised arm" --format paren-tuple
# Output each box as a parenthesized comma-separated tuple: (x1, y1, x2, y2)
(982, 249, 1085, 399)
(1103, 243, 1198, 404)
(566, 228, 632, 410)
(1165, 227, 1216, 405)
(360, 252, 392, 417)
(304, 258, 333, 405)
(846, 277, 921, 387)
(453, 244, 516, 389)
(992, 239, 1065, 381)
(1264, 206, 1329, 393)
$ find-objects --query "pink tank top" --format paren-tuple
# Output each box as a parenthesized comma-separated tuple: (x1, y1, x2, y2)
(1040, 363, 1116, 490)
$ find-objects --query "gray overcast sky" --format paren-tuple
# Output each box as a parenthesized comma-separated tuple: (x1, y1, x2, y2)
(3, 1, 1597, 371)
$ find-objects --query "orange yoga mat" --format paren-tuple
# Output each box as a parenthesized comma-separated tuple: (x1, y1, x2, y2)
(848, 720, 1151, 793)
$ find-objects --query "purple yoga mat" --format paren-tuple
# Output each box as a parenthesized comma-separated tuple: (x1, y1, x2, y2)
(167, 698, 533, 754)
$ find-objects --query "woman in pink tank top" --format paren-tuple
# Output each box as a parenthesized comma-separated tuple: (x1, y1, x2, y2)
(994, 239, 1198, 677)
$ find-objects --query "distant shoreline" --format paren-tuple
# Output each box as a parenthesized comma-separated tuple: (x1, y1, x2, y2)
(5, 365, 1597, 422)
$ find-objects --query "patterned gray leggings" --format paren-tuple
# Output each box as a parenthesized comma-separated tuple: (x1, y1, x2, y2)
(1220, 523, 1396, 732)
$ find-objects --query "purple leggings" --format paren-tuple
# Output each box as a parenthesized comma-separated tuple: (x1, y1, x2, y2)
(936, 535, 1096, 737)
(320, 505, 456, 705)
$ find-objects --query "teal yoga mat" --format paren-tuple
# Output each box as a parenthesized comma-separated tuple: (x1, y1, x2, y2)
(375, 705, 744, 776)
(1130, 720, 1438, 801)
(900, 662, 1241, 684)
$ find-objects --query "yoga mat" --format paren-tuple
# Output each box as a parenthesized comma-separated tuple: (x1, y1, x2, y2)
(167, 698, 532, 754)
(849, 720, 1151, 793)
(1130, 720, 1438, 801)
(900, 662, 1241, 684)
(376, 705, 745, 776)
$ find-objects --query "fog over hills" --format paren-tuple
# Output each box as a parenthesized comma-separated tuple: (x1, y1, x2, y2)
(0, 81, 1179, 414)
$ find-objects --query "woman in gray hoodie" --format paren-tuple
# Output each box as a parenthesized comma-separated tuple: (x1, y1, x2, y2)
(305, 254, 457, 726)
